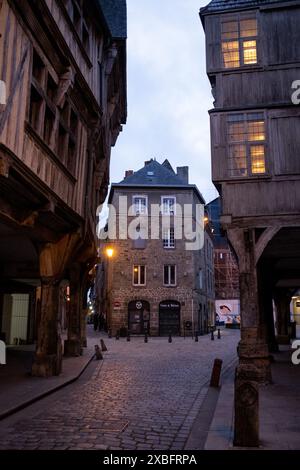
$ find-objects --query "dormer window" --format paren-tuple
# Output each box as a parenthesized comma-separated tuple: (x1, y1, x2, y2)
(221, 16, 257, 69)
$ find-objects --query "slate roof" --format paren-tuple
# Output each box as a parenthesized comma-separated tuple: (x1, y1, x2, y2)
(97, 0, 127, 39)
(201, 0, 292, 14)
(116, 160, 190, 187)
(109, 159, 205, 203)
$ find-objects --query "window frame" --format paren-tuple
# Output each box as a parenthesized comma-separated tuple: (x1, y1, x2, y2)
(162, 227, 175, 249)
(227, 111, 268, 178)
(133, 265, 146, 286)
(163, 265, 177, 287)
(132, 195, 148, 215)
(161, 196, 176, 215)
(221, 14, 258, 70)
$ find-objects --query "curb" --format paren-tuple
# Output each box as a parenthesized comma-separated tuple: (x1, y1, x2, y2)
(0, 353, 96, 421)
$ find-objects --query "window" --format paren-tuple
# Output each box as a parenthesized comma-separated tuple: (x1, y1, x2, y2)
(164, 265, 176, 286)
(63, 0, 90, 55)
(133, 265, 146, 286)
(29, 50, 78, 174)
(228, 113, 266, 177)
(133, 196, 147, 215)
(161, 196, 176, 215)
(221, 17, 257, 68)
(163, 227, 175, 249)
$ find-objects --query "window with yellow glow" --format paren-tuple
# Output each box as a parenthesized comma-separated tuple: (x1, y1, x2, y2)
(228, 113, 266, 177)
(222, 17, 257, 68)
(251, 146, 266, 174)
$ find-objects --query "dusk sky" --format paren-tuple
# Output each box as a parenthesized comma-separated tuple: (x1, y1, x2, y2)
(109, 0, 217, 204)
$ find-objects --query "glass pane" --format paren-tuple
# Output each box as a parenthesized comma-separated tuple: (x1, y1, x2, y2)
(243, 40, 257, 64)
(228, 122, 246, 142)
(164, 266, 169, 285)
(221, 21, 239, 40)
(170, 227, 175, 247)
(251, 146, 266, 174)
(228, 145, 247, 177)
(248, 121, 265, 141)
(133, 266, 139, 284)
(222, 41, 240, 68)
(240, 19, 257, 38)
(140, 266, 145, 284)
(170, 266, 176, 285)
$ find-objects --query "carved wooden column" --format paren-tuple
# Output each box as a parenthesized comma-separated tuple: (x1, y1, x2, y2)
(228, 228, 271, 447)
(64, 263, 82, 356)
(31, 277, 62, 377)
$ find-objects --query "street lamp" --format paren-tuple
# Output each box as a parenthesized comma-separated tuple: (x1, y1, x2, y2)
(106, 247, 114, 258)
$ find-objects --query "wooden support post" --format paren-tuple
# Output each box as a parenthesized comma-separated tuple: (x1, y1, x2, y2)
(31, 278, 62, 377)
(234, 364, 259, 447)
(64, 263, 82, 357)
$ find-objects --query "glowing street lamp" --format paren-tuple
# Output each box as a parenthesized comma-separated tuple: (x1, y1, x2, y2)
(106, 247, 114, 258)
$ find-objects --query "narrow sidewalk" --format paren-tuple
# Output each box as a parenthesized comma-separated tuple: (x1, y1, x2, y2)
(0, 325, 103, 420)
(204, 345, 300, 450)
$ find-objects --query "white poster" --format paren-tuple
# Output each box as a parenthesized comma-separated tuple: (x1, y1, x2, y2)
(215, 299, 240, 325)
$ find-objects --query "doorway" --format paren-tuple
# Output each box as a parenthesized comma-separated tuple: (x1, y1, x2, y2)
(128, 300, 150, 334)
(159, 300, 181, 336)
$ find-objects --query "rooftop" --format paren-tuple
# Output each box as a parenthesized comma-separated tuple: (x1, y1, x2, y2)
(201, 0, 293, 14)
(97, 0, 127, 39)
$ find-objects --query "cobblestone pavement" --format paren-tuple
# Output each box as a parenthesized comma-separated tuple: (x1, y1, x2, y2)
(0, 328, 239, 450)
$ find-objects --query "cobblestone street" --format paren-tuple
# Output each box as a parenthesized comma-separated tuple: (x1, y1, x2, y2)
(0, 328, 239, 450)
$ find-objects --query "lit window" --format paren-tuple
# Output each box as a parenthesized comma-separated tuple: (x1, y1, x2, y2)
(133, 265, 146, 286)
(163, 227, 175, 248)
(133, 196, 147, 215)
(251, 145, 266, 174)
(222, 17, 257, 69)
(161, 196, 176, 215)
(164, 265, 176, 286)
(228, 113, 266, 177)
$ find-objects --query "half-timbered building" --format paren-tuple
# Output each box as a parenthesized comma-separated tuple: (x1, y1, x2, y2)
(0, 0, 127, 376)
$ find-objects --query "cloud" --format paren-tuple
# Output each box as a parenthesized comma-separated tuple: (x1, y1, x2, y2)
(110, 0, 218, 203)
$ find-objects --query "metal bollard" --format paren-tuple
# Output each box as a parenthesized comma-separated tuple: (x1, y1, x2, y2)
(100, 339, 108, 352)
(108, 329, 112, 339)
(195, 331, 199, 342)
(116, 330, 120, 340)
(144, 333, 148, 343)
(127, 332, 131, 342)
(94, 345, 103, 360)
(168, 332, 172, 343)
(210, 358, 223, 387)
(217, 328, 221, 339)
(211, 330, 215, 341)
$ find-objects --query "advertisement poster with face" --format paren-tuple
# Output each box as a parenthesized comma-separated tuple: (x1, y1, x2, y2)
(215, 300, 240, 326)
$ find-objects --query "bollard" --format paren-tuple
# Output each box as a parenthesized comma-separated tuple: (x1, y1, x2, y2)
(94, 345, 103, 360)
(116, 330, 120, 340)
(210, 358, 223, 387)
(195, 331, 199, 342)
(144, 333, 148, 343)
(234, 364, 259, 447)
(211, 330, 215, 341)
(127, 332, 131, 342)
(217, 328, 221, 339)
(100, 339, 108, 352)
(108, 329, 112, 339)
(168, 332, 172, 343)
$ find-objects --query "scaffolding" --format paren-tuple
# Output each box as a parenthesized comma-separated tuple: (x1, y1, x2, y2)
(214, 246, 240, 300)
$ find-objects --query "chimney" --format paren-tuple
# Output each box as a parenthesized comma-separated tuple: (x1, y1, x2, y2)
(144, 158, 154, 166)
(177, 166, 189, 184)
(125, 170, 134, 178)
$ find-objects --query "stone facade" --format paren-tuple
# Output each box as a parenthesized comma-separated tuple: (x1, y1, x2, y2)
(101, 160, 215, 336)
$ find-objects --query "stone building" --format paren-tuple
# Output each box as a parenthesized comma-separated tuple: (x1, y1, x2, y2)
(102, 159, 215, 337)
(200, 0, 300, 445)
(206, 197, 240, 326)
(0, 0, 127, 376)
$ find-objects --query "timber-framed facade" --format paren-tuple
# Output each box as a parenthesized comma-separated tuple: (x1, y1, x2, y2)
(0, 0, 127, 376)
